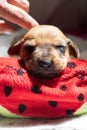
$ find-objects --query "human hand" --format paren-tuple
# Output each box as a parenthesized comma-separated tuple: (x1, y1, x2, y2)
(0, 0, 39, 34)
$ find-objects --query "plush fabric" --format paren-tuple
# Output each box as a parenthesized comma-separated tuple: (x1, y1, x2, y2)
(0, 57, 87, 118)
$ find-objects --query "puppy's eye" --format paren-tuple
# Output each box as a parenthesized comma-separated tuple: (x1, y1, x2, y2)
(24, 45, 35, 54)
(55, 45, 66, 53)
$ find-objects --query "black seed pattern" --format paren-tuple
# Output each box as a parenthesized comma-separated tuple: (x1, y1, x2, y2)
(17, 69, 24, 75)
(18, 104, 26, 114)
(76, 70, 85, 80)
(77, 93, 84, 101)
(66, 109, 75, 116)
(48, 101, 58, 107)
(67, 62, 76, 68)
(31, 85, 42, 94)
(4, 86, 12, 96)
(60, 85, 67, 91)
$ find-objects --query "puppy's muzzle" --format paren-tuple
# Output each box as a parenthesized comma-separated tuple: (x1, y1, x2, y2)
(38, 59, 53, 68)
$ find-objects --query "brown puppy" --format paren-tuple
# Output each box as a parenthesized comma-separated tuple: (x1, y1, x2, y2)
(8, 25, 80, 79)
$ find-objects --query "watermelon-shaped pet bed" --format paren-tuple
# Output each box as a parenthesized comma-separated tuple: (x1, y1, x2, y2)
(0, 57, 87, 118)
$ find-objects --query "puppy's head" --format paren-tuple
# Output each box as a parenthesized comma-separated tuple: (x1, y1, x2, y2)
(8, 25, 80, 79)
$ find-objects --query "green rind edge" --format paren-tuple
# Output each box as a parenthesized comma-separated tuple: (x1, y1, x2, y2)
(0, 105, 25, 118)
(74, 102, 87, 116)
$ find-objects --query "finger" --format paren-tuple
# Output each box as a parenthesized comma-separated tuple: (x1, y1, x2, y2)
(7, 0, 30, 12)
(0, 3, 39, 30)
(0, 20, 14, 34)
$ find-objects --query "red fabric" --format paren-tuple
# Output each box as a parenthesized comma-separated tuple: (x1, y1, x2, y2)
(0, 57, 87, 118)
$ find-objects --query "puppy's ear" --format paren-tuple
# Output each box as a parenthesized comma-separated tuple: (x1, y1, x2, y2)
(8, 39, 24, 56)
(67, 39, 80, 59)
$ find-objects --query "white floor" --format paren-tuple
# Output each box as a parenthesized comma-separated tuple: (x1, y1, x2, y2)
(0, 30, 87, 130)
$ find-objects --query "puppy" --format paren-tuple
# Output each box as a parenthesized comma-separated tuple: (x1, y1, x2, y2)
(8, 25, 80, 79)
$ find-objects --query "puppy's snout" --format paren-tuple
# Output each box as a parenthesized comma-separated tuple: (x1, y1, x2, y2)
(38, 59, 53, 68)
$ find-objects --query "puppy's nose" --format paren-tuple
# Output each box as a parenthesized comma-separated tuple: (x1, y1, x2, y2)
(38, 60, 53, 68)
